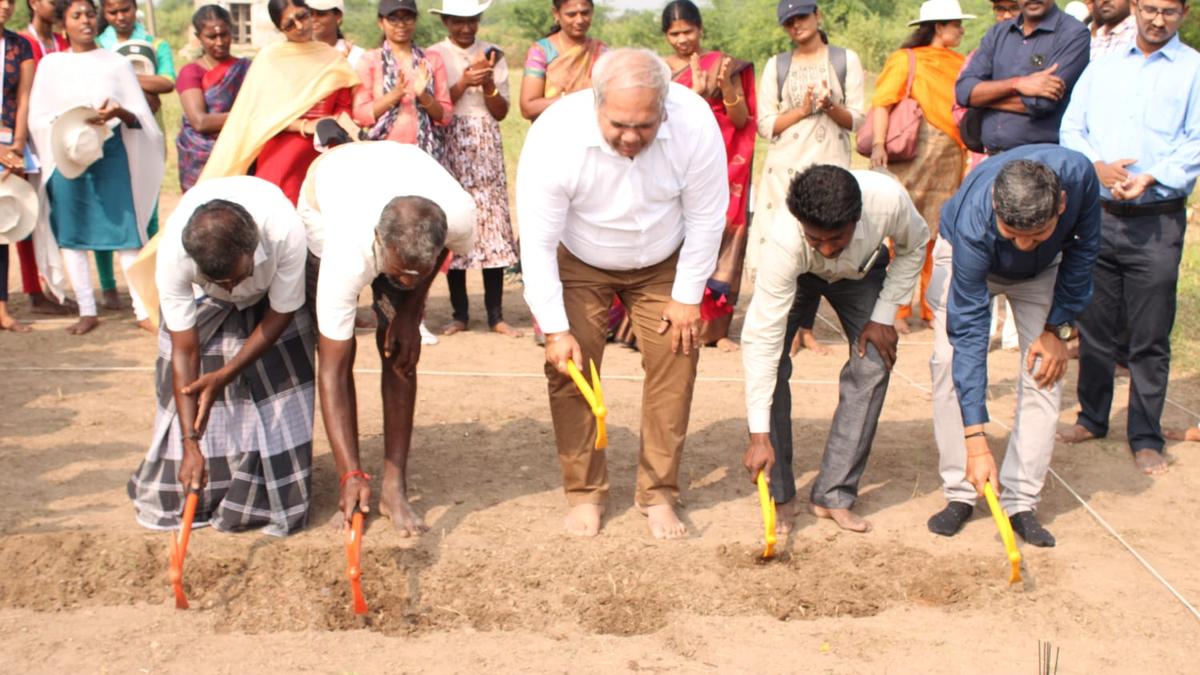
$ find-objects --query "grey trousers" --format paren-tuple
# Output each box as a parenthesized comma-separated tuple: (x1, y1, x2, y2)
(928, 237, 1061, 514)
(768, 250, 890, 509)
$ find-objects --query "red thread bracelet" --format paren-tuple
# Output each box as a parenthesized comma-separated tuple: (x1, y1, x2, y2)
(340, 470, 371, 487)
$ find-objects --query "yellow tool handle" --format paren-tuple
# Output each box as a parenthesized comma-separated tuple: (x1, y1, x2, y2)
(565, 360, 599, 411)
(983, 483, 1021, 563)
(756, 471, 777, 551)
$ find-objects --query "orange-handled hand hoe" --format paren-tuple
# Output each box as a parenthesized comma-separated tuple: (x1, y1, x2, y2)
(345, 511, 368, 616)
(566, 359, 607, 450)
(983, 483, 1023, 585)
(756, 471, 777, 559)
(168, 490, 199, 610)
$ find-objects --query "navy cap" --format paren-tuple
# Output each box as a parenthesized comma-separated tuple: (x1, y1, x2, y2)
(378, 0, 417, 16)
(777, 0, 818, 25)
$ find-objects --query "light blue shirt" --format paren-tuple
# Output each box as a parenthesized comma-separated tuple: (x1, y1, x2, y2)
(1060, 35, 1200, 203)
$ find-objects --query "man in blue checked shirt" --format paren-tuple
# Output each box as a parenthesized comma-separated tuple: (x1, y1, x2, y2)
(927, 145, 1101, 547)
(1057, 0, 1199, 476)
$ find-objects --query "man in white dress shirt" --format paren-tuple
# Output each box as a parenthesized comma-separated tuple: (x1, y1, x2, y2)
(298, 142, 476, 536)
(517, 48, 727, 539)
(741, 166, 928, 534)
(129, 176, 316, 536)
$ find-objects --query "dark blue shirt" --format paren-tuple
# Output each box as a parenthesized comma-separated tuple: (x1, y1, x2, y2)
(956, 5, 1090, 152)
(939, 144, 1101, 426)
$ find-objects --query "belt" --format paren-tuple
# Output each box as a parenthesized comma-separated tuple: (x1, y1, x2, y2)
(1101, 198, 1186, 218)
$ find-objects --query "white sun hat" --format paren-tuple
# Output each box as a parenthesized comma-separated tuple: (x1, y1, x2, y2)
(907, 0, 976, 26)
(0, 174, 38, 245)
(429, 0, 493, 17)
(49, 106, 114, 180)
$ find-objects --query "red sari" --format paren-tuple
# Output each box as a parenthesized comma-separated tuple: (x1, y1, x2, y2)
(673, 52, 757, 343)
(253, 88, 353, 204)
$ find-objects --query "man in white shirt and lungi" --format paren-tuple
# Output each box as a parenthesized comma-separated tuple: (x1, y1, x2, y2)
(517, 48, 727, 539)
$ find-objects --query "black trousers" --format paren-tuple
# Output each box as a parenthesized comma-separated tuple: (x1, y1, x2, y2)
(768, 251, 890, 508)
(447, 267, 505, 327)
(1076, 208, 1187, 453)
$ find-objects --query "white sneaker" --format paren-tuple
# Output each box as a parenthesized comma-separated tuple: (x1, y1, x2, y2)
(419, 321, 438, 346)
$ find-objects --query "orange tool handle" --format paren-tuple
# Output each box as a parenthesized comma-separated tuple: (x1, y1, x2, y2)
(345, 511, 368, 615)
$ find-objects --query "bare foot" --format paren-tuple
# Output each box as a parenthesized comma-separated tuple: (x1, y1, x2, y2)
(490, 321, 524, 338)
(101, 289, 125, 311)
(790, 328, 831, 357)
(638, 503, 687, 540)
(1164, 427, 1200, 442)
(378, 487, 428, 537)
(894, 318, 911, 335)
(809, 503, 872, 533)
(0, 316, 32, 333)
(136, 318, 155, 333)
(65, 316, 99, 335)
(1133, 449, 1171, 476)
(564, 503, 605, 537)
(29, 293, 71, 315)
(714, 337, 740, 352)
(1057, 424, 1098, 444)
(775, 499, 798, 535)
(441, 320, 468, 336)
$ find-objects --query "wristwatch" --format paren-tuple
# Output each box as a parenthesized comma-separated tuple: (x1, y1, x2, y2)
(1045, 322, 1077, 341)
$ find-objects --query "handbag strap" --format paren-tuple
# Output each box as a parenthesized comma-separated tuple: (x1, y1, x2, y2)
(903, 48, 917, 98)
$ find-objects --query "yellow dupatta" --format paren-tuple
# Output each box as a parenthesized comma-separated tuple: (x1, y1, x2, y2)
(128, 40, 359, 329)
(543, 37, 605, 99)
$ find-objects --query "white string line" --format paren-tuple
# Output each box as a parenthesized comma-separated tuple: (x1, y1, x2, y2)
(893, 360, 1200, 623)
(0, 365, 839, 386)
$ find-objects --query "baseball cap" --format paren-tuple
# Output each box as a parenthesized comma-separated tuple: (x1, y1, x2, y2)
(777, 0, 818, 25)
(378, 0, 417, 16)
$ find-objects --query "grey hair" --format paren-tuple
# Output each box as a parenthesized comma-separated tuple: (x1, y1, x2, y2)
(992, 159, 1063, 232)
(376, 196, 448, 270)
(592, 47, 671, 111)
(182, 199, 259, 279)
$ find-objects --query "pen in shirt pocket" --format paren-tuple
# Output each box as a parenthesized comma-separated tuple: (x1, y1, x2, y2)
(857, 245, 883, 274)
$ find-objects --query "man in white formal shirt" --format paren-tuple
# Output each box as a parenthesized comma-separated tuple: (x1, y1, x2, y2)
(298, 142, 476, 536)
(741, 166, 928, 534)
(517, 48, 727, 539)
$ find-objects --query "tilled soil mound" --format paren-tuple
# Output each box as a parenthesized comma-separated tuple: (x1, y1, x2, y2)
(0, 531, 1035, 638)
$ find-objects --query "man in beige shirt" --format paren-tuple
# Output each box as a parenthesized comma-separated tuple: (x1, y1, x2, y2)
(742, 165, 928, 533)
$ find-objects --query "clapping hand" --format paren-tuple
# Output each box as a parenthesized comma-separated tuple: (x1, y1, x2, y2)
(688, 53, 708, 95)
(813, 80, 834, 112)
(411, 60, 432, 96)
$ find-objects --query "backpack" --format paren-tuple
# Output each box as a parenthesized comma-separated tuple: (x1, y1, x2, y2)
(775, 45, 847, 102)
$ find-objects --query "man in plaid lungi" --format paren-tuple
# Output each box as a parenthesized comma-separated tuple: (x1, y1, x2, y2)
(299, 142, 476, 536)
(128, 176, 315, 536)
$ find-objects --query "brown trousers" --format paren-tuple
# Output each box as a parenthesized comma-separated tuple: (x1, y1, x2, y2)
(548, 246, 700, 508)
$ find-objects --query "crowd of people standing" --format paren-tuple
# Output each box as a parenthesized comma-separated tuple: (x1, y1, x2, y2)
(0, 0, 1197, 548)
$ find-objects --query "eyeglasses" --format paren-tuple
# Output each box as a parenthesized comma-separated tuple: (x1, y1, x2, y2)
(282, 9, 311, 32)
(383, 12, 417, 26)
(1137, 3, 1184, 19)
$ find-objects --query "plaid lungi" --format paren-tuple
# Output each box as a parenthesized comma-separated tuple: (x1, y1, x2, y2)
(127, 296, 317, 536)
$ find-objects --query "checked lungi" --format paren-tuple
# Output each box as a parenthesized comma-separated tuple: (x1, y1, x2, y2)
(128, 296, 317, 536)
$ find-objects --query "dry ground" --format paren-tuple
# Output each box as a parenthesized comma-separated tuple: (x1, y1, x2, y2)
(1, 233, 1199, 673)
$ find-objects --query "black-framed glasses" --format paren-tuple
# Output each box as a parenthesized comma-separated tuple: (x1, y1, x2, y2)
(282, 9, 311, 32)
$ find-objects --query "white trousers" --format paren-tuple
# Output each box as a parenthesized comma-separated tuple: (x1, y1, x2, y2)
(928, 238, 1061, 514)
(61, 248, 147, 320)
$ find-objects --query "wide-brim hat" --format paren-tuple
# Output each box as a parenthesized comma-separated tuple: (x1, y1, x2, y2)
(429, 0, 492, 17)
(908, 0, 976, 25)
(0, 174, 37, 244)
(50, 106, 114, 180)
(307, 0, 345, 11)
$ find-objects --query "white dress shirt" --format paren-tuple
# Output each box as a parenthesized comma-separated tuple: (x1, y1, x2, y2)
(515, 83, 728, 334)
(297, 142, 477, 341)
(741, 170, 929, 433)
(156, 176, 308, 332)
